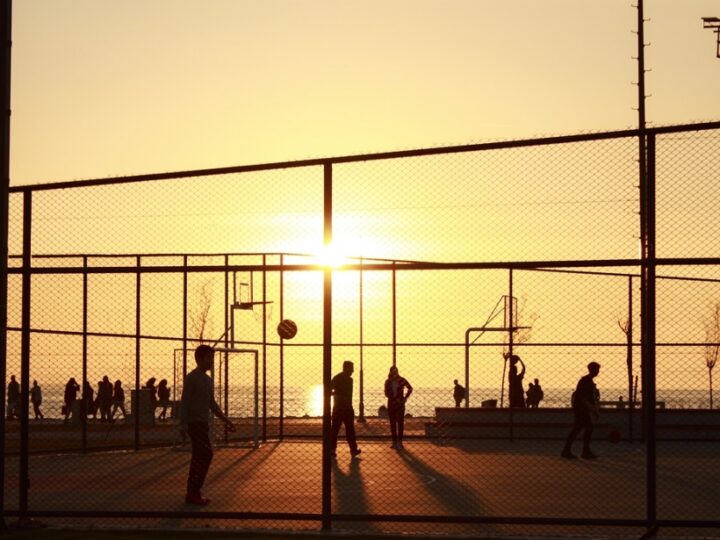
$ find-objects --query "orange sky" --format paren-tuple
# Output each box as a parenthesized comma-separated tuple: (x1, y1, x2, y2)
(8, 0, 720, 185)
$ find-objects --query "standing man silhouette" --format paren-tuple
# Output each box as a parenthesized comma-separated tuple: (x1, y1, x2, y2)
(562, 361, 601, 460)
(330, 360, 361, 458)
(180, 345, 236, 505)
(453, 379, 466, 408)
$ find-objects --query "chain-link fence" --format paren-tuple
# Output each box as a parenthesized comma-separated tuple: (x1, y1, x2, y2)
(2, 122, 720, 536)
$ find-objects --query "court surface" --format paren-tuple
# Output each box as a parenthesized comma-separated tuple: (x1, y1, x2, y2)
(3, 439, 720, 538)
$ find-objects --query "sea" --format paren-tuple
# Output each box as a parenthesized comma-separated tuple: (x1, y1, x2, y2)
(20, 383, 715, 420)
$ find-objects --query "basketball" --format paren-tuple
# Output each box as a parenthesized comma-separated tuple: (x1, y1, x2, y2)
(277, 319, 298, 340)
(608, 430, 621, 444)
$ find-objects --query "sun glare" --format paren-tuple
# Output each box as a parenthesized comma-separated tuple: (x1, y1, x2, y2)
(307, 384, 325, 417)
(315, 243, 350, 268)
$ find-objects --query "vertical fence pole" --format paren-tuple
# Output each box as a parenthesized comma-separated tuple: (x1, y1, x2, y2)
(392, 261, 396, 367)
(82, 257, 88, 453)
(19, 191, 30, 519)
(182, 255, 188, 379)
(262, 254, 267, 443)
(134, 256, 141, 451)
(508, 269, 514, 441)
(279, 254, 284, 440)
(0, 0, 12, 526)
(641, 133, 657, 531)
(224, 256, 229, 444)
(627, 275, 634, 442)
(321, 162, 332, 531)
(358, 257, 365, 422)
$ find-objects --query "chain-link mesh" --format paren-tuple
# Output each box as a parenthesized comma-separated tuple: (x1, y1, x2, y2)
(3, 125, 720, 536)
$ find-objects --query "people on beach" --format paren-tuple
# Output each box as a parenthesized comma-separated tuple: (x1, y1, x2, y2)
(180, 345, 236, 505)
(83, 380, 96, 418)
(384, 366, 413, 450)
(526, 378, 544, 408)
(30, 379, 44, 420)
(562, 361, 601, 460)
(157, 379, 171, 421)
(97, 376, 113, 422)
(144, 377, 158, 410)
(63, 378, 80, 422)
(110, 380, 127, 421)
(453, 379, 466, 408)
(7, 375, 20, 420)
(506, 353, 526, 408)
(330, 360, 361, 458)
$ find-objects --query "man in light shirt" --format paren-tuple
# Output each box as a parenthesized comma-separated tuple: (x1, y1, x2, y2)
(180, 345, 236, 505)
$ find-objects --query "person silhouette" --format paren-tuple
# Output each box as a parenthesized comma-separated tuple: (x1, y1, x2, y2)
(97, 376, 113, 422)
(83, 380, 95, 419)
(453, 379, 466, 408)
(7, 375, 20, 420)
(562, 361, 601, 460)
(384, 366, 413, 450)
(157, 379, 171, 420)
(506, 354, 526, 408)
(532, 378, 544, 408)
(144, 377, 158, 411)
(526, 382, 537, 408)
(180, 345, 236, 505)
(330, 360, 361, 458)
(30, 379, 44, 420)
(63, 378, 80, 423)
(110, 380, 127, 421)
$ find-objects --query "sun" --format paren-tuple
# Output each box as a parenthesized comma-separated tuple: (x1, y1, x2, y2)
(314, 242, 351, 268)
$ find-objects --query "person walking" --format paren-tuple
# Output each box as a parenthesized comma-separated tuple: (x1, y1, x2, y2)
(63, 378, 80, 423)
(180, 345, 236, 505)
(30, 380, 44, 420)
(7, 375, 20, 420)
(110, 380, 127, 421)
(453, 379, 466, 408)
(562, 361, 601, 460)
(330, 360, 361, 458)
(384, 366, 413, 449)
(157, 379, 171, 421)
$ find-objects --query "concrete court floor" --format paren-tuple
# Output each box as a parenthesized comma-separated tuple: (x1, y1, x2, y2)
(2, 438, 719, 538)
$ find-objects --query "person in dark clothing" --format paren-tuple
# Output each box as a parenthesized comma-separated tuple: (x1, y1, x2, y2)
(144, 377, 158, 410)
(562, 361, 601, 460)
(82, 380, 95, 419)
(180, 345, 236, 505)
(453, 379, 466, 408)
(384, 366, 413, 450)
(110, 380, 127, 421)
(63, 378, 80, 423)
(97, 376, 113, 422)
(506, 354, 526, 408)
(30, 380, 44, 420)
(157, 379, 171, 420)
(7, 375, 20, 420)
(330, 360, 361, 458)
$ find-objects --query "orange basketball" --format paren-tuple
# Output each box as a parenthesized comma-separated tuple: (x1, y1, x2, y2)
(277, 319, 298, 340)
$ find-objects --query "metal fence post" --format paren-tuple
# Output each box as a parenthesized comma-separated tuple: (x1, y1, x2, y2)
(640, 132, 657, 531)
(18, 191, 31, 521)
(0, 0, 12, 527)
(322, 162, 332, 531)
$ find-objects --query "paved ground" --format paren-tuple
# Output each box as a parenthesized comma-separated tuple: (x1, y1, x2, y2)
(3, 438, 720, 538)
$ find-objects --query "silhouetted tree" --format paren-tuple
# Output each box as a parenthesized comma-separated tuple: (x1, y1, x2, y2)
(189, 278, 215, 343)
(704, 302, 720, 409)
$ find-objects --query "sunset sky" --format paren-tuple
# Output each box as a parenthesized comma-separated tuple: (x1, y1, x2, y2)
(8, 0, 720, 185)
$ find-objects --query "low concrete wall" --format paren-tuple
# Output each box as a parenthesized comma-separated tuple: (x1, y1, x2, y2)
(425, 407, 720, 441)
